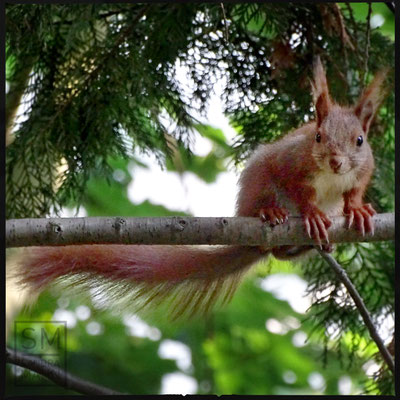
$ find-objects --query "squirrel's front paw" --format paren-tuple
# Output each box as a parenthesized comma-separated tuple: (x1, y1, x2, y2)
(302, 208, 332, 247)
(259, 207, 289, 226)
(345, 203, 376, 236)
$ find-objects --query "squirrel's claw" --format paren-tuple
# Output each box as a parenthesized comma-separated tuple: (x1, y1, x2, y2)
(310, 218, 322, 246)
(345, 204, 376, 236)
(303, 208, 331, 246)
(354, 211, 365, 236)
(304, 217, 312, 239)
(347, 211, 354, 229)
(315, 214, 329, 243)
(364, 203, 377, 216)
(259, 207, 289, 227)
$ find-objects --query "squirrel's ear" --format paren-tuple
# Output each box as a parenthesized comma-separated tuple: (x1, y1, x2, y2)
(354, 69, 388, 134)
(311, 56, 332, 126)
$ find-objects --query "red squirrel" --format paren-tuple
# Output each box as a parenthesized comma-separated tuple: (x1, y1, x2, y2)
(16, 58, 387, 318)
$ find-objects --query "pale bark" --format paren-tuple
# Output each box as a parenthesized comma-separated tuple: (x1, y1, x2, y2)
(6, 213, 394, 248)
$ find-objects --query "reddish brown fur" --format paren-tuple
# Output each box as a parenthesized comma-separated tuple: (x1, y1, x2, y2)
(20, 244, 263, 290)
(15, 57, 388, 316)
(236, 57, 385, 253)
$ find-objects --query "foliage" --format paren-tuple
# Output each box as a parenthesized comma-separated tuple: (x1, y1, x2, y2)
(6, 3, 394, 218)
(6, 2, 394, 396)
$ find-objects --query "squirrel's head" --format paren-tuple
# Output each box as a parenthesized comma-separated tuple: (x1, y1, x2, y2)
(310, 56, 387, 175)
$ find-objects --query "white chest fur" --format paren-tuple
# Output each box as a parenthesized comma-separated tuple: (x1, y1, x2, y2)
(311, 169, 357, 216)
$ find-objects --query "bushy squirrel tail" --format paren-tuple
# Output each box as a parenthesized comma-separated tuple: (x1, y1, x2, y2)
(15, 244, 267, 318)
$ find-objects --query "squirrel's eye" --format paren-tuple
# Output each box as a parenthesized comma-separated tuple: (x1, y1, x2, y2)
(357, 135, 363, 146)
(315, 132, 321, 143)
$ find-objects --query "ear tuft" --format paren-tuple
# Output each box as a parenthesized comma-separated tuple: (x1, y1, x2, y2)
(354, 69, 389, 134)
(315, 93, 330, 127)
(312, 56, 331, 126)
(355, 100, 373, 133)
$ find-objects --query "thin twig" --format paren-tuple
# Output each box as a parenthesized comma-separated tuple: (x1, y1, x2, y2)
(316, 249, 394, 374)
(363, 2, 372, 85)
(220, 2, 229, 41)
(331, 4, 351, 83)
(6, 348, 124, 395)
(332, 3, 355, 51)
(344, 2, 365, 79)
(345, 2, 358, 42)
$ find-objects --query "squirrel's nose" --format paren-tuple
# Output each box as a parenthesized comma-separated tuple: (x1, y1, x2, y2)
(329, 157, 342, 171)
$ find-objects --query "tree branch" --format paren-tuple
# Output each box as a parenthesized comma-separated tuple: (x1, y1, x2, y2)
(316, 249, 394, 374)
(6, 348, 124, 395)
(6, 213, 394, 248)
